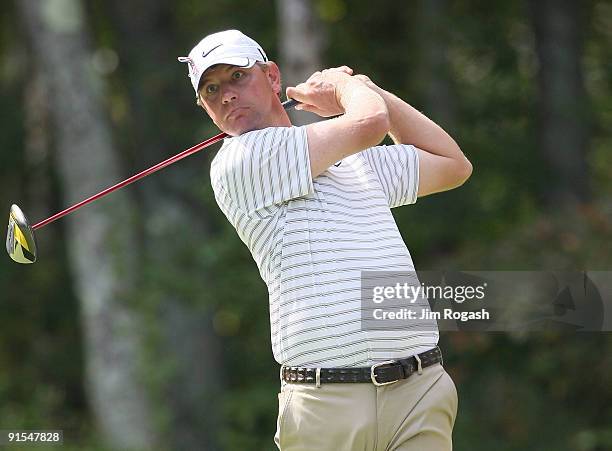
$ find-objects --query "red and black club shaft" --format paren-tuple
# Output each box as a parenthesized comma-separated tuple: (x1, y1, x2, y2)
(32, 98, 299, 231)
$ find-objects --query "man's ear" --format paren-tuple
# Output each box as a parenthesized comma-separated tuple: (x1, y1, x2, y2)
(264, 62, 282, 96)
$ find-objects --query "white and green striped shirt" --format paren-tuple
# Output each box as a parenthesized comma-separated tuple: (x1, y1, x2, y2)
(210, 125, 438, 367)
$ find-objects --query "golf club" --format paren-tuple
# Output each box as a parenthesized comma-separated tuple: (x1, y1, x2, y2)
(6, 98, 299, 264)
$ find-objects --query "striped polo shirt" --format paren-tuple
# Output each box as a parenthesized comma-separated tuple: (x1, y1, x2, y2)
(210, 125, 438, 368)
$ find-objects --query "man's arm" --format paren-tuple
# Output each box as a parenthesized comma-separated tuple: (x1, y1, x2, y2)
(286, 68, 390, 178)
(356, 75, 472, 197)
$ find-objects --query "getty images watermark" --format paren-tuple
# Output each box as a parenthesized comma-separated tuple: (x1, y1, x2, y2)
(360, 271, 612, 332)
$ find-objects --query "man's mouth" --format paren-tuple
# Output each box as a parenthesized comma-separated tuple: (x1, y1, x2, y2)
(226, 107, 248, 120)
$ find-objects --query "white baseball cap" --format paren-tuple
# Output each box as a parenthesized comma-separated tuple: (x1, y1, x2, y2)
(178, 29, 268, 96)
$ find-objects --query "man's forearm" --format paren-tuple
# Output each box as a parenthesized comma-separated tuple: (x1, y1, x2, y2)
(366, 83, 465, 161)
(288, 70, 391, 178)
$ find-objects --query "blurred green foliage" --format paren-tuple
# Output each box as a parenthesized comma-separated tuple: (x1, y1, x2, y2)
(1, 0, 611, 450)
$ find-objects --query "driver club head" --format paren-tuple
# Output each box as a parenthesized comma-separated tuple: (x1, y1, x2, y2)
(6, 204, 37, 264)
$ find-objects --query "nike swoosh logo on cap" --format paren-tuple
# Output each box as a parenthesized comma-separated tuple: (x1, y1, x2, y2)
(202, 44, 223, 58)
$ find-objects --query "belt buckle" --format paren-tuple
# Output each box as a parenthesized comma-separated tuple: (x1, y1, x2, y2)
(370, 360, 400, 386)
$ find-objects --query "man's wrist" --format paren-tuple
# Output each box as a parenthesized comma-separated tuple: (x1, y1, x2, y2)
(335, 77, 370, 107)
(369, 83, 397, 105)
(362, 84, 405, 143)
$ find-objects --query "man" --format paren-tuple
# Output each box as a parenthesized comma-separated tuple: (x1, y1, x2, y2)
(179, 29, 472, 450)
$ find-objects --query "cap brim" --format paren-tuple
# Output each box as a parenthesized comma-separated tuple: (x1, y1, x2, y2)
(195, 57, 258, 92)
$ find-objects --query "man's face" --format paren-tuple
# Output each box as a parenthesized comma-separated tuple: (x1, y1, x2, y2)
(197, 63, 281, 136)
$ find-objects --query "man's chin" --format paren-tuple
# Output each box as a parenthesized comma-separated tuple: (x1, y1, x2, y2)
(227, 124, 262, 137)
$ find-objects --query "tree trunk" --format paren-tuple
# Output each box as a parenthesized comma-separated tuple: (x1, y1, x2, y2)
(276, 0, 325, 125)
(18, 0, 155, 448)
(530, 0, 590, 206)
(416, 0, 456, 129)
(23, 69, 53, 233)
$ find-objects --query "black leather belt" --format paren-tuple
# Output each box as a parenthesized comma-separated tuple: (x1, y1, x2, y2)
(281, 346, 443, 386)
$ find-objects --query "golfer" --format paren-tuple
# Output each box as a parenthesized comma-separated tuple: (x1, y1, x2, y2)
(179, 29, 472, 451)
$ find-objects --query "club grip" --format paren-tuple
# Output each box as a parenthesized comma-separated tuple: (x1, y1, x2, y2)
(282, 98, 299, 110)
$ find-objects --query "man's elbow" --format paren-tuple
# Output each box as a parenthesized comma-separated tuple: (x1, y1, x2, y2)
(372, 110, 391, 142)
(453, 156, 473, 188)
(356, 110, 390, 148)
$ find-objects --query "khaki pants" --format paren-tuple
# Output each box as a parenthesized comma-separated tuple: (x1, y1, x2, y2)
(275, 363, 458, 451)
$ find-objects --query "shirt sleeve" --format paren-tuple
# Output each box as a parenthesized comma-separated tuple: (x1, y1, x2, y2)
(360, 144, 420, 208)
(213, 126, 314, 215)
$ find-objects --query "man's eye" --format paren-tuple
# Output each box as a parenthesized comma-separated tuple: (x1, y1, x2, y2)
(205, 84, 218, 94)
(232, 71, 244, 80)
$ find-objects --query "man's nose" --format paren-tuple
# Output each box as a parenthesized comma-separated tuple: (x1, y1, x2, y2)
(221, 87, 238, 104)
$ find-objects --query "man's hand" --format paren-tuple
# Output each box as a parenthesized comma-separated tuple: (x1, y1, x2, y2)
(286, 66, 356, 117)
(290, 66, 389, 178)
(353, 73, 373, 85)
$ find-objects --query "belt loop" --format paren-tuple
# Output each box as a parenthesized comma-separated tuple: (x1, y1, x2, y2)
(414, 354, 423, 375)
(316, 368, 321, 388)
(438, 345, 444, 366)
(280, 364, 286, 387)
